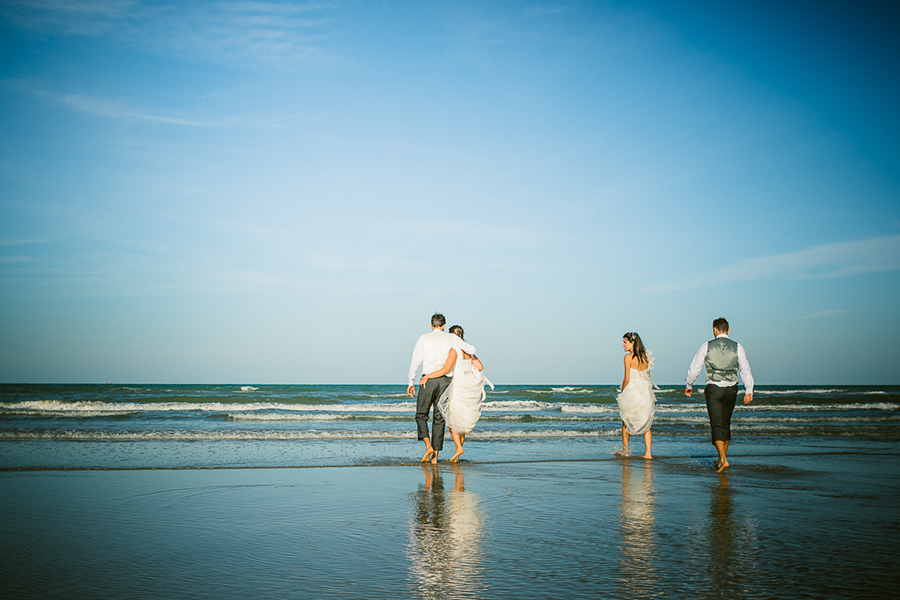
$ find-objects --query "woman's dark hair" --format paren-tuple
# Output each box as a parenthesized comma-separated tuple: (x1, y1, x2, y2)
(623, 332, 648, 365)
(449, 325, 464, 340)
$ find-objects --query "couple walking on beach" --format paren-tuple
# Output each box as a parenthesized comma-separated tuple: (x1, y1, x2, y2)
(407, 313, 492, 464)
(616, 317, 755, 472)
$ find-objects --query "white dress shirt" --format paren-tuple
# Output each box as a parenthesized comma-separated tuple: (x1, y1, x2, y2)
(408, 329, 477, 386)
(685, 333, 754, 395)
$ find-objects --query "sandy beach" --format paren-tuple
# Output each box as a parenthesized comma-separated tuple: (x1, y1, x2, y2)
(2, 450, 898, 599)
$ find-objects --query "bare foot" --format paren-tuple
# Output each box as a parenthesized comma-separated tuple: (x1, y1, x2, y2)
(615, 448, 630, 457)
(450, 448, 464, 463)
(431, 452, 439, 464)
(642, 453, 653, 459)
(421, 449, 435, 462)
(716, 459, 729, 473)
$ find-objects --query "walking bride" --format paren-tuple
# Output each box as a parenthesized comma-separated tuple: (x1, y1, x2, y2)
(616, 332, 657, 458)
(420, 325, 492, 462)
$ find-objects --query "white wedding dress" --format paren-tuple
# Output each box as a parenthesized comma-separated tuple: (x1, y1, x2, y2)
(616, 353, 657, 435)
(438, 352, 493, 434)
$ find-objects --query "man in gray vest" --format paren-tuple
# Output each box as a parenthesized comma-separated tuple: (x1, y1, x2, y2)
(685, 317, 755, 472)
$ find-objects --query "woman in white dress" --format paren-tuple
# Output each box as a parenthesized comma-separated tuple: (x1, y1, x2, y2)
(420, 325, 491, 463)
(616, 332, 656, 458)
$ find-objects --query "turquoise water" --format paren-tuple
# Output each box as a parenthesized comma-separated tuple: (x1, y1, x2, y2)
(2, 385, 899, 598)
(1, 384, 899, 469)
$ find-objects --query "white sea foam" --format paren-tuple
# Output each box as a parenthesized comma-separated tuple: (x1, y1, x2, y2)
(735, 415, 900, 423)
(493, 415, 613, 422)
(0, 428, 619, 441)
(647, 402, 898, 413)
(470, 429, 618, 438)
(744, 402, 898, 412)
(0, 400, 417, 414)
(481, 401, 554, 411)
(226, 413, 401, 422)
(5, 399, 894, 420)
(0, 430, 419, 441)
(228, 413, 342, 422)
(0, 409, 138, 418)
(529, 387, 594, 395)
(653, 405, 709, 414)
(755, 389, 887, 395)
(239, 386, 259, 392)
(559, 404, 619, 414)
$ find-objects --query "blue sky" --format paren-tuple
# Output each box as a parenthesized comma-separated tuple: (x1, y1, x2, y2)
(1, 0, 898, 384)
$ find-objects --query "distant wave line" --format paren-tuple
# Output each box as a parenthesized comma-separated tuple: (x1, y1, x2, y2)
(2, 400, 896, 417)
(0, 429, 620, 441)
(755, 389, 887, 395)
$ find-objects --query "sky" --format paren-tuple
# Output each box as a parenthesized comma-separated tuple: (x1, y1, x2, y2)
(1, 0, 898, 385)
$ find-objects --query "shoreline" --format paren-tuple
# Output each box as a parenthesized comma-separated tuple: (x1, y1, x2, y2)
(2, 445, 899, 472)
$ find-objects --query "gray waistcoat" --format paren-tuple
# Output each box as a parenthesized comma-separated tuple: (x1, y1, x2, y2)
(705, 337, 739, 383)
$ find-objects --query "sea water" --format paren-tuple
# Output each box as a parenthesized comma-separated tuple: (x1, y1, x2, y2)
(1, 384, 898, 469)
(2, 384, 899, 599)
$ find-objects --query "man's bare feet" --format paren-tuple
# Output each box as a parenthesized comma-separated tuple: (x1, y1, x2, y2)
(421, 448, 435, 462)
(431, 452, 439, 464)
(615, 449, 630, 457)
(642, 453, 653, 459)
(716, 458, 729, 473)
(450, 448, 464, 463)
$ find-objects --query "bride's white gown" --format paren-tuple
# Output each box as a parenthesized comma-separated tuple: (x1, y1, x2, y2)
(438, 353, 493, 434)
(616, 355, 657, 435)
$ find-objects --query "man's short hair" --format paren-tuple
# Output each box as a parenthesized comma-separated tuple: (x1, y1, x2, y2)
(431, 313, 446, 328)
(713, 317, 729, 332)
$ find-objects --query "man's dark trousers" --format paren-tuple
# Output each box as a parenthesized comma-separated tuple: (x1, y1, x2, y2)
(705, 384, 738, 443)
(416, 376, 450, 451)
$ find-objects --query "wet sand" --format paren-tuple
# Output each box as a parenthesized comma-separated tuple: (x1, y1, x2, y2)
(1, 452, 898, 599)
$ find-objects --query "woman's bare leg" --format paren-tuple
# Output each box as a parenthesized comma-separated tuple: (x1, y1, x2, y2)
(642, 429, 653, 459)
(450, 429, 465, 462)
(619, 423, 630, 456)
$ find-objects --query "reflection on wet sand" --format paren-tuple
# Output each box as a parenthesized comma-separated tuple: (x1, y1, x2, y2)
(616, 460, 658, 597)
(407, 463, 485, 599)
(705, 471, 760, 599)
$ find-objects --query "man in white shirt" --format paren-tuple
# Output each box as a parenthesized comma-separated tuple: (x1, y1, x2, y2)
(407, 313, 477, 464)
(685, 317, 755, 473)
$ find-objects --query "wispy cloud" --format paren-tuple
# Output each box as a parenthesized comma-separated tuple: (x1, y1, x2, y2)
(645, 234, 900, 292)
(0, 238, 49, 247)
(0, 0, 338, 71)
(3, 79, 288, 126)
(59, 94, 219, 126)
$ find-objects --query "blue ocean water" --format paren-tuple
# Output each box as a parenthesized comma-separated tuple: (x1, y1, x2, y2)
(2, 384, 898, 469)
(2, 384, 899, 599)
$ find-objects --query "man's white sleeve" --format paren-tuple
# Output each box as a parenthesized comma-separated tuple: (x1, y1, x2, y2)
(685, 342, 708, 388)
(452, 337, 476, 356)
(408, 338, 424, 387)
(737, 343, 754, 395)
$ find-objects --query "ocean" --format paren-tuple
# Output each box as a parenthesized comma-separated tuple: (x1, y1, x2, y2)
(2, 384, 898, 599)
(1, 383, 898, 469)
